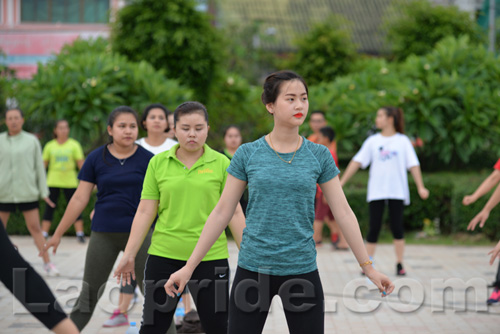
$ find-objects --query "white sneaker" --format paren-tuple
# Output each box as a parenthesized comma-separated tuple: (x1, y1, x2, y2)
(44, 262, 60, 277)
(132, 286, 140, 304)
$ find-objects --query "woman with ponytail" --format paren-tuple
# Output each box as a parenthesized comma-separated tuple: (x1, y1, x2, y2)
(340, 106, 429, 276)
(163, 72, 394, 334)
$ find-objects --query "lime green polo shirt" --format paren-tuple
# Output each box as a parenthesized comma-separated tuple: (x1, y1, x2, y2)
(142, 144, 230, 261)
(43, 138, 84, 188)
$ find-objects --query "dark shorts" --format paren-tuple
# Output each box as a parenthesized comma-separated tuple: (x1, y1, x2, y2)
(0, 201, 39, 212)
(42, 187, 82, 221)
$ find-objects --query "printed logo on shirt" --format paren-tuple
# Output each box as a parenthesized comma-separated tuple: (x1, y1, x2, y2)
(198, 168, 213, 174)
(378, 146, 398, 161)
(55, 155, 69, 162)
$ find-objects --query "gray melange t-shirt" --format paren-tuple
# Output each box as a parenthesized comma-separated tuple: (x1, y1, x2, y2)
(227, 136, 340, 275)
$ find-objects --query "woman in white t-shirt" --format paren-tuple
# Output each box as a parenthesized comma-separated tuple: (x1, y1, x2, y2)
(136, 103, 177, 154)
(340, 106, 429, 276)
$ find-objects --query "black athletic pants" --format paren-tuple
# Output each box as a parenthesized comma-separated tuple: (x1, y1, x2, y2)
(0, 221, 67, 329)
(140, 255, 229, 334)
(228, 266, 324, 334)
(367, 199, 405, 243)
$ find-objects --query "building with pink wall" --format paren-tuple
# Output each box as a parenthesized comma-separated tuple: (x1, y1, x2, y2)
(0, 0, 124, 78)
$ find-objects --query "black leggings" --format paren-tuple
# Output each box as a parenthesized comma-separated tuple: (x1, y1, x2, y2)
(228, 266, 324, 334)
(494, 261, 500, 289)
(43, 187, 82, 221)
(0, 221, 67, 329)
(367, 199, 405, 243)
(140, 255, 229, 334)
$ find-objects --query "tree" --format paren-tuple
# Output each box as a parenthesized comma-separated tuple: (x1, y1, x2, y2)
(0, 49, 15, 116)
(12, 38, 191, 153)
(385, 0, 484, 60)
(111, 0, 223, 102)
(287, 14, 357, 85)
(221, 21, 279, 85)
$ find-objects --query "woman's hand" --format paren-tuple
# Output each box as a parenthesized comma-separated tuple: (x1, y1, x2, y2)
(164, 266, 194, 298)
(488, 240, 500, 265)
(418, 187, 429, 200)
(462, 194, 476, 206)
(40, 234, 61, 256)
(113, 255, 136, 286)
(43, 197, 56, 208)
(363, 267, 395, 297)
(467, 210, 489, 231)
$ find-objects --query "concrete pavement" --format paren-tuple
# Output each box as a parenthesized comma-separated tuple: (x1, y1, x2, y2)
(1, 235, 500, 333)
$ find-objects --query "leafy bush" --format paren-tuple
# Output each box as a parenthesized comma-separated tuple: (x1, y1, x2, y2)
(308, 36, 500, 168)
(220, 21, 280, 85)
(384, 0, 484, 60)
(59, 36, 109, 56)
(398, 36, 500, 166)
(206, 72, 271, 148)
(307, 57, 409, 152)
(11, 40, 191, 153)
(111, 0, 223, 103)
(287, 14, 357, 85)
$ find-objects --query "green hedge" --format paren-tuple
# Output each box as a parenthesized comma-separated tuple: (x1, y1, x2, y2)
(341, 170, 500, 241)
(5, 194, 96, 236)
(7, 172, 500, 242)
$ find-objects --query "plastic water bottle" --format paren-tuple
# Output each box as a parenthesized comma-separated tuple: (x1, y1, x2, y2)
(175, 297, 185, 326)
(125, 321, 140, 334)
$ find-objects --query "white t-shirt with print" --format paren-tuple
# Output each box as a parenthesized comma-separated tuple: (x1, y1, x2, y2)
(353, 133, 419, 205)
(136, 137, 177, 155)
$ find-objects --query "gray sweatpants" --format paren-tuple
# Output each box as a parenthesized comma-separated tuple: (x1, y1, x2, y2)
(69, 230, 151, 330)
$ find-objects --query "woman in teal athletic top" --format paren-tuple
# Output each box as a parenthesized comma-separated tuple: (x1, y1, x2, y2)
(165, 71, 395, 334)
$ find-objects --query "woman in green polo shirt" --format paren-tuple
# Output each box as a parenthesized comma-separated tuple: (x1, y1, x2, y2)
(114, 101, 245, 334)
(164, 71, 395, 334)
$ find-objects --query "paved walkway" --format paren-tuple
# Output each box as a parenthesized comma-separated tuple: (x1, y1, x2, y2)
(1, 236, 500, 333)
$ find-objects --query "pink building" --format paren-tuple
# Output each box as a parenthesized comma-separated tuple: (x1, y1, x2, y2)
(0, 0, 124, 79)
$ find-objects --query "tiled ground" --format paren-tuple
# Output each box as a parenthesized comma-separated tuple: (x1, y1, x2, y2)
(2, 236, 500, 333)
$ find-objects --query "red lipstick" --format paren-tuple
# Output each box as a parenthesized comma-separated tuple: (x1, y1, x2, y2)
(294, 113, 303, 118)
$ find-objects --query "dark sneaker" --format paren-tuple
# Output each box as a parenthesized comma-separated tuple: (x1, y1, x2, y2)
(397, 263, 406, 276)
(76, 234, 86, 244)
(487, 288, 500, 305)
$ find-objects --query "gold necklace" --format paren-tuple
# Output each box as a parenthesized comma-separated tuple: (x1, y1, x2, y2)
(268, 133, 301, 164)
